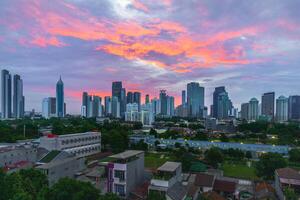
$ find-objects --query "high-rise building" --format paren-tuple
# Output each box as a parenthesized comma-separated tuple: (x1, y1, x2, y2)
(42, 97, 56, 119)
(13, 74, 24, 118)
(213, 86, 226, 118)
(56, 76, 64, 117)
(167, 96, 175, 116)
(145, 94, 150, 104)
(81, 92, 89, 117)
(159, 90, 167, 115)
(151, 98, 160, 115)
(181, 90, 186, 105)
(120, 88, 126, 116)
(241, 103, 249, 120)
(261, 92, 275, 119)
(127, 92, 134, 104)
(111, 96, 120, 118)
(141, 103, 154, 125)
(276, 96, 288, 122)
(133, 92, 141, 111)
(248, 98, 259, 121)
(104, 96, 111, 116)
(112, 81, 122, 100)
(1, 69, 12, 119)
(187, 82, 204, 117)
(288, 96, 300, 121)
(217, 91, 232, 119)
(93, 96, 102, 117)
(125, 103, 140, 122)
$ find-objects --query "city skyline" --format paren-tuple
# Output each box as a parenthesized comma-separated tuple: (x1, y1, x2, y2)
(0, 0, 300, 114)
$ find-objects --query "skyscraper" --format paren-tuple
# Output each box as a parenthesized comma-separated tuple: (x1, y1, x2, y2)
(104, 96, 111, 116)
(133, 92, 141, 111)
(120, 88, 126, 116)
(145, 94, 150, 104)
(112, 81, 122, 117)
(81, 92, 89, 117)
(92, 96, 102, 117)
(261, 92, 275, 119)
(213, 86, 226, 118)
(276, 96, 288, 122)
(127, 92, 133, 104)
(167, 96, 175, 116)
(13, 74, 24, 118)
(241, 103, 249, 120)
(42, 97, 56, 119)
(181, 90, 186, 105)
(187, 82, 204, 117)
(1, 69, 12, 119)
(56, 76, 64, 117)
(159, 90, 167, 115)
(217, 91, 232, 119)
(288, 95, 300, 121)
(248, 98, 259, 121)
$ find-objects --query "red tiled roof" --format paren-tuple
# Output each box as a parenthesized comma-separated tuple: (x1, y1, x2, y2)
(195, 173, 215, 187)
(276, 168, 300, 180)
(203, 191, 225, 200)
(213, 179, 236, 193)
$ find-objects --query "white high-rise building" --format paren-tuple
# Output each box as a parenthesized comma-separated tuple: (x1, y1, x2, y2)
(125, 103, 140, 122)
(141, 103, 154, 126)
(42, 97, 56, 119)
(248, 98, 259, 121)
(276, 96, 288, 122)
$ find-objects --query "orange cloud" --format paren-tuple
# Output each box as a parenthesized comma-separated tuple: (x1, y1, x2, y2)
(31, 36, 65, 47)
(132, 0, 149, 13)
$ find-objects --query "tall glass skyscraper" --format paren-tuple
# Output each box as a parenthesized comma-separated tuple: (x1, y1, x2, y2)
(213, 86, 226, 118)
(187, 82, 204, 117)
(1, 69, 12, 119)
(261, 92, 275, 119)
(56, 76, 64, 117)
(13, 74, 25, 118)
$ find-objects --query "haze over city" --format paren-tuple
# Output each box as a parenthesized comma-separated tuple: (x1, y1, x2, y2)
(1, 0, 300, 114)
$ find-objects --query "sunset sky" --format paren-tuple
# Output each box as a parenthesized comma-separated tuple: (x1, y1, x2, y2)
(0, 0, 299, 114)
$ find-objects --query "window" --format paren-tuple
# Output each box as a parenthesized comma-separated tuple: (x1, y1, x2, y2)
(114, 184, 125, 196)
(114, 170, 125, 181)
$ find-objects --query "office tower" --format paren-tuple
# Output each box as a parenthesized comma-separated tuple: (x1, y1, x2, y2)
(241, 103, 249, 120)
(13, 74, 25, 118)
(112, 81, 122, 100)
(120, 88, 126, 116)
(167, 96, 175, 116)
(276, 96, 288, 122)
(125, 103, 140, 122)
(187, 82, 204, 117)
(104, 96, 112, 116)
(159, 90, 167, 115)
(145, 94, 150, 104)
(1, 69, 12, 119)
(93, 96, 102, 117)
(81, 92, 89, 117)
(127, 92, 133, 104)
(248, 98, 259, 121)
(111, 96, 120, 118)
(213, 86, 226, 118)
(182, 90, 186, 105)
(217, 91, 232, 119)
(210, 105, 214, 117)
(133, 92, 141, 111)
(56, 76, 64, 117)
(87, 95, 93, 118)
(261, 92, 275, 119)
(151, 98, 160, 115)
(288, 96, 300, 121)
(141, 103, 154, 125)
(42, 97, 56, 119)
(42, 98, 50, 119)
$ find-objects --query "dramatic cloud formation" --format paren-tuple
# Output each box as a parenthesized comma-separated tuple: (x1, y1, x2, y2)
(0, 0, 300, 113)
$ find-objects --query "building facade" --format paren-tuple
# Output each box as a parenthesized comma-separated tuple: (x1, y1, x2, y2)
(1, 69, 12, 119)
(261, 92, 275, 120)
(56, 76, 64, 117)
(39, 132, 101, 157)
(276, 96, 288, 122)
(288, 95, 300, 121)
(248, 98, 259, 121)
(187, 82, 204, 118)
(13, 74, 24, 118)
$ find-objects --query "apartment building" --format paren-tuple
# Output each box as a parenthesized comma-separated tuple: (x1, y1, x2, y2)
(107, 150, 145, 198)
(39, 132, 101, 157)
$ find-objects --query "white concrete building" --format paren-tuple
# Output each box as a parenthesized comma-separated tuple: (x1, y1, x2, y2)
(276, 96, 288, 122)
(39, 132, 101, 157)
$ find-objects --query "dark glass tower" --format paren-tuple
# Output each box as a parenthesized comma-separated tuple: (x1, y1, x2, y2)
(1, 69, 12, 119)
(213, 86, 226, 118)
(56, 76, 64, 117)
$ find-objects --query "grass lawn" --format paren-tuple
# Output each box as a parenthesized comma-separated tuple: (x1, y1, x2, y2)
(144, 152, 175, 169)
(221, 162, 259, 180)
